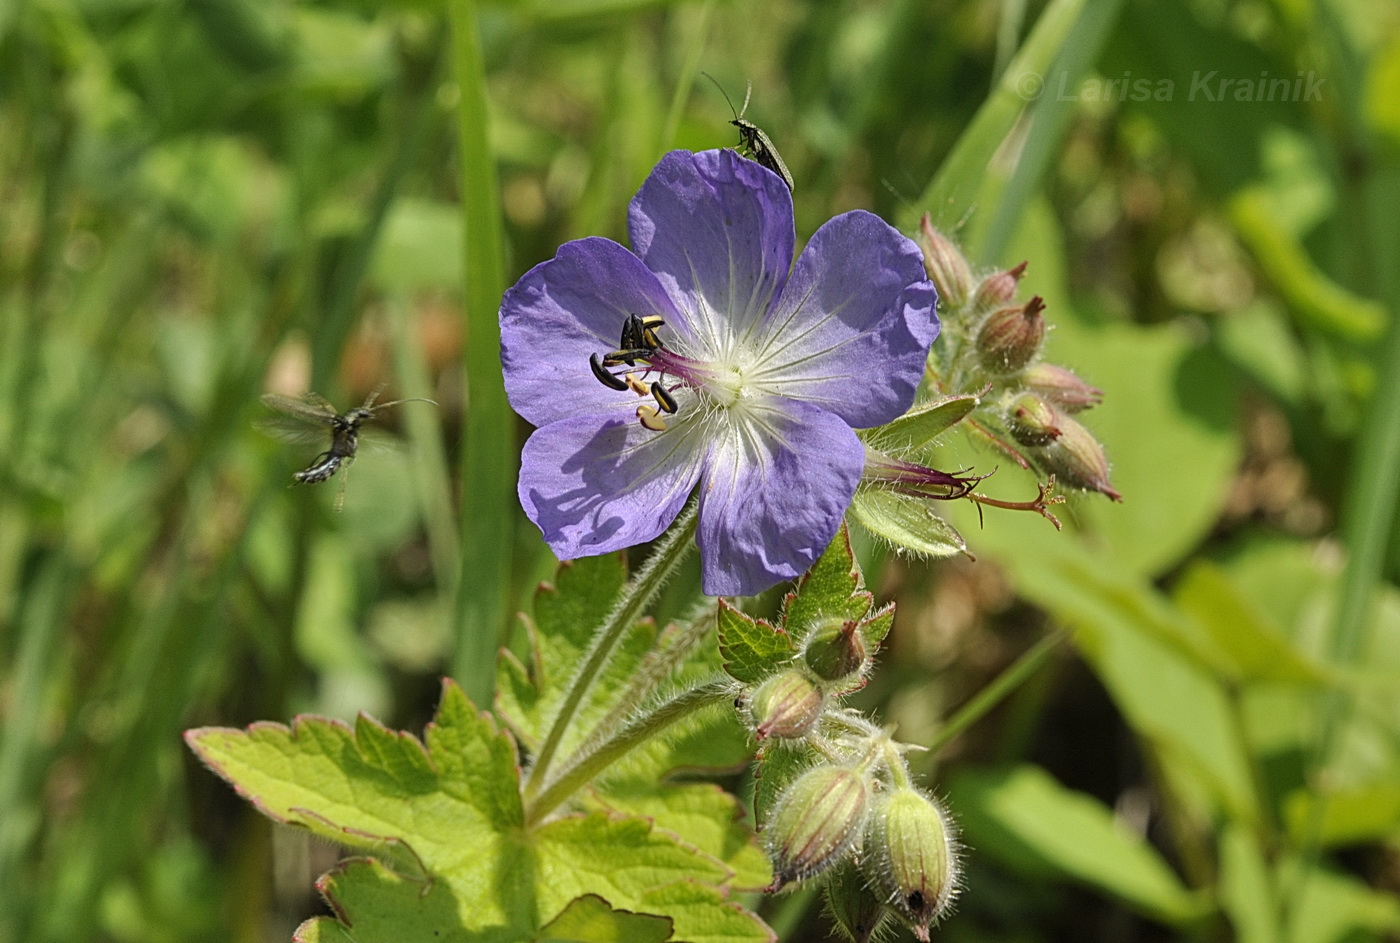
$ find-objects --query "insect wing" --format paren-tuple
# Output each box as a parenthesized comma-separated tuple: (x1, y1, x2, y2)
(256, 392, 338, 444)
(737, 122, 794, 191)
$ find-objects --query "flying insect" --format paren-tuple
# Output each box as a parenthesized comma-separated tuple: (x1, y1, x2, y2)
(257, 385, 437, 510)
(703, 73, 795, 192)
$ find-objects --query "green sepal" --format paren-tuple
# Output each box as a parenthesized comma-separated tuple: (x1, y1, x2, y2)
(849, 487, 970, 559)
(863, 393, 981, 453)
(751, 743, 818, 828)
(717, 599, 795, 684)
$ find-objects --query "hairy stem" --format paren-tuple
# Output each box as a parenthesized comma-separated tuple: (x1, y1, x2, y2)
(563, 605, 718, 770)
(525, 503, 699, 798)
(526, 678, 732, 825)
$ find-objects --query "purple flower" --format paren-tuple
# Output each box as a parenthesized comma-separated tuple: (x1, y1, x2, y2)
(500, 149, 937, 596)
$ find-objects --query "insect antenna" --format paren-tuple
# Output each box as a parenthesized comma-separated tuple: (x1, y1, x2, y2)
(702, 71, 741, 121)
(370, 397, 440, 413)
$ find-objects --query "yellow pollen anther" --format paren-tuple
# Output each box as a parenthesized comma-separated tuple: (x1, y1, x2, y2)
(636, 405, 668, 431)
(625, 374, 650, 396)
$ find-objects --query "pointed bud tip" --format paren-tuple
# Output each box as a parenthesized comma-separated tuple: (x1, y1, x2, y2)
(916, 214, 974, 309)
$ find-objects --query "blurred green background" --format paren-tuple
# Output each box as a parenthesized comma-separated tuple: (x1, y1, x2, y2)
(3, 0, 1400, 940)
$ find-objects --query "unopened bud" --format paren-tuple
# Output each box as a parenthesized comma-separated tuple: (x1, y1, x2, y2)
(1006, 392, 1062, 447)
(969, 260, 1027, 317)
(863, 787, 959, 942)
(918, 214, 974, 309)
(765, 765, 872, 890)
(824, 858, 889, 943)
(976, 295, 1046, 374)
(750, 669, 825, 741)
(1023, 363, 1103, 412)
(803, 617, 868, 684)
(1039, 414, 1122, 501)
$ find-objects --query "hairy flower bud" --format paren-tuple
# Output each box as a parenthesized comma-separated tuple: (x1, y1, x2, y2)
(824, 858, 889, 943)
(976, 295, 1046, 374)
(917, 214, 973, 309)
(1039, 413, 1122, 501)
(765, 765, 872, 890)
(863, 787, 960, 942)
(969, 260, 1027, 317)
(1006, 392, 1062, 447)
(750, 669, 825, 741)
(803, 617, 868, 684)
(1023, 363, 1103, 412)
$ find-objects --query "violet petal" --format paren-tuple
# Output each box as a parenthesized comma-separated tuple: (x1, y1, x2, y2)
(696, 399, 865, 596)
(518, 413, 706, 558)
(628, 150, 795, 352)
(500, 236, 682, 427)
(752, 210, 937, 428)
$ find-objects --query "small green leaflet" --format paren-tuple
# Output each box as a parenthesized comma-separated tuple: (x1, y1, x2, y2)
(718, 524, 894, 687)
(717, 602, 794, 684)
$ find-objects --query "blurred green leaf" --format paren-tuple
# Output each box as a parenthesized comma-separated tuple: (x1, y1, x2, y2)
(947, 764, 1208, 925)
(1284, 783, 1400, 847)
(1229, 187, 1387, 342)
(371, 198, 465, 293)
(1173, 562, 1327, 685)
(1219, 824, 1279, 943)
(1008, 549, 1261, 825)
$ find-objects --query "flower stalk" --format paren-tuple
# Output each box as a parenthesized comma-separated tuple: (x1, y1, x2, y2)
(525, 502, 699, 799)
(525, 678, 732, 825)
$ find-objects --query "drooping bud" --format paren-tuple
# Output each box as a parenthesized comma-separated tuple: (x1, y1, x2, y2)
(1006, 392, 1062, 447)
(802, 617, 868, 684)
(968, 260, 1027, 317)
(749, 669, 825, 741)
(764, 764, 872, 890)
(917, 214, 973, 309)
(976, 295, 1046, 374)
(824, 857, 889, 943)
(1023, 363, 1103, 412)
(862, 787, 960, 942)
(1038, 413, 1122, 501)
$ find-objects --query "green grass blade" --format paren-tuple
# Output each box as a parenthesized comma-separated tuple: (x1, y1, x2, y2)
(898, 0, 1122, 258)
(388, 295, 460, 589)
(448, 0, 513, 704)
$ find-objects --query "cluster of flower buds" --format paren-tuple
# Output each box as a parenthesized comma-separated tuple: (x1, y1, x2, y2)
(743, 613, 877, 742)
(759, 723, 961, 941)
(916, 215, 1120, 502)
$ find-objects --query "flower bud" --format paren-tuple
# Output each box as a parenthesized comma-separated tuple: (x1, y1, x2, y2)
(917, 214, 973, 309)
(1038, 413, 1122, 501)
(976, 295, 1046, 374)
(824, 858, 889, 943)
(863, 787, 959, 942)
(802, 617, 868, 684)
(968, 260, 1027, 317)
(1006, 392, 1062, 447)
(764, 765, 872, 890)
(750, 669, 825, 741)
(1023, 363, 1103, 412)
